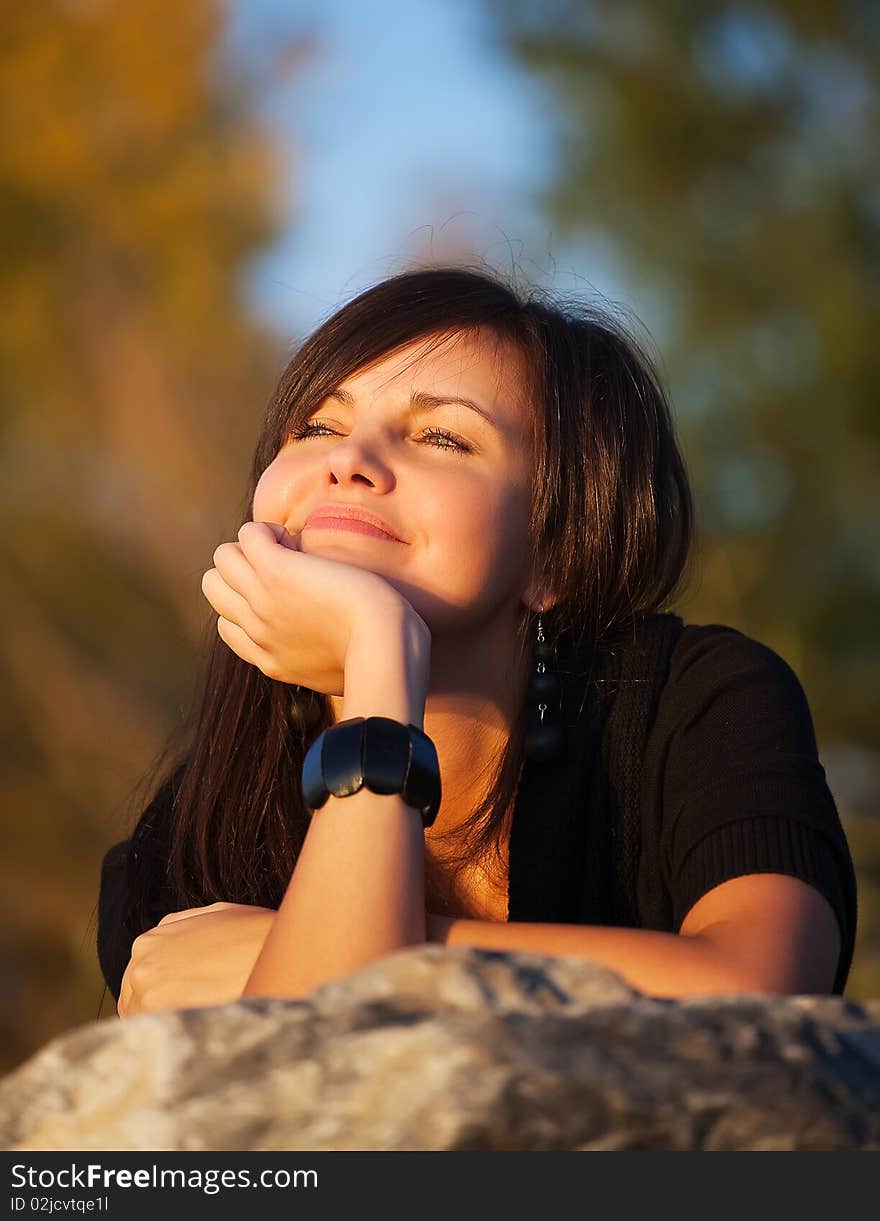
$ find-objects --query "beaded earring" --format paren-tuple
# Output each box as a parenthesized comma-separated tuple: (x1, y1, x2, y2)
(524, 612, 564, 763)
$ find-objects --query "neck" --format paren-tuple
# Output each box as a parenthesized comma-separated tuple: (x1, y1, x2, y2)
(331, 612, 529, 839)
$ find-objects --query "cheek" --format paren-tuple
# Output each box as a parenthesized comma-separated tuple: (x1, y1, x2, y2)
(426, 486, 529, 581)
(420, 480, 503, 546)
(252, 460, 291, 523)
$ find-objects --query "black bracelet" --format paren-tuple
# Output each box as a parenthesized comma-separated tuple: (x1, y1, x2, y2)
(301, 716, 441, 828)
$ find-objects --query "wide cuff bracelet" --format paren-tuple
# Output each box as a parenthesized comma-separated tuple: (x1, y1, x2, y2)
(301, 715, 442, 828)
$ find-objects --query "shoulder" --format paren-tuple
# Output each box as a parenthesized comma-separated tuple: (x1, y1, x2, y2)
(97, 838, 133, 1002)
(666, 621, 809, 701)
(658, 620, 821, 757)
(100, 838, 131, 872)
(99, 838, 132, 900)
(656, 618, 833, 823)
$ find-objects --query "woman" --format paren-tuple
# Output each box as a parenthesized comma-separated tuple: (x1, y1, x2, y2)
(95, 266, 856, 1017)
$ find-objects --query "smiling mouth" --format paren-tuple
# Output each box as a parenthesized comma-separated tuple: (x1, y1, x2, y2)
(303, 516, 403, 542)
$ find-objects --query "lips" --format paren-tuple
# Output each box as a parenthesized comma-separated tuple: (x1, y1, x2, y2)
(304, 504, 404, 542)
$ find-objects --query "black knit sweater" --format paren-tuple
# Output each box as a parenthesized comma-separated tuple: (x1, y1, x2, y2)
(97, 619, 858, 1000)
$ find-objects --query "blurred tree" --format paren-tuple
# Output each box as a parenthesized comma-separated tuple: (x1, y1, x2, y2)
(0, 0, 317, 1068)
(489, 0, 880, 743)
(488, 0, 880, 997)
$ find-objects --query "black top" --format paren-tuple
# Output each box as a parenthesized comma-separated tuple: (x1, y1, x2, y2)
(642, 622, 856, 994)
(97, 622, 858, 1000)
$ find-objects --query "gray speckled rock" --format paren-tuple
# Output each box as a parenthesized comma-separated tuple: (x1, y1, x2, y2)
(2, 945, 879, 1151)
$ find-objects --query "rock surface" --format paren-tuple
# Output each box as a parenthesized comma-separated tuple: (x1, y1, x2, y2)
(2, 945, 880, 1151)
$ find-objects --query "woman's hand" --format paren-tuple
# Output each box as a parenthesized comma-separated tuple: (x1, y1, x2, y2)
(201, 520, 423, 696)
(117, 902, 276, 1018)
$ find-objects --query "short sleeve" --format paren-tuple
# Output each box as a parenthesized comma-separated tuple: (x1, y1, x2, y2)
(97, 838, 135, 1002)
(660, 625, 858, 994)
(97, 760, 191, 1002)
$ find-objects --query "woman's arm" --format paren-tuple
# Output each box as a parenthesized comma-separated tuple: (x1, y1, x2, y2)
(426, 915, 754, 998)
(241, 603, 431, 1001)
(427, 870, 841, 999)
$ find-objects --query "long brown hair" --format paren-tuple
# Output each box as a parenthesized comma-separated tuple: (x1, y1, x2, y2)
(111, 263, 695, 979)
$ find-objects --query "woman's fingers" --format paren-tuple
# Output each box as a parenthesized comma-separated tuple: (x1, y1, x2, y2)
(201, 549, 257, 629)
(216, 615, 279, 678)
(236, 521, 288, 572)
(201, 568, 251, 625)
(213, 539, 256, 589)
(201, 519, 410, 692)
(205, 532, 306, 682)
(114, 904, 278, 1018)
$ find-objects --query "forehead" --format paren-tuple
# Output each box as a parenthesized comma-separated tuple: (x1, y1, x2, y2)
(336, 329, 533, 438)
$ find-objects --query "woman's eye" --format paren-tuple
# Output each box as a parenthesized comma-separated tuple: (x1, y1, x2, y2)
(419, 427, 473, 455)
(288, 422, 332, 442)
(288, 422, 472, 455)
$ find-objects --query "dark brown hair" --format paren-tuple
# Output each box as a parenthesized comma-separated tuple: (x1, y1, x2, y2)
(108, 263, 695, 994)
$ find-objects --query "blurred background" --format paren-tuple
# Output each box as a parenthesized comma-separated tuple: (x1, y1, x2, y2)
(2, 0, 878, 1074)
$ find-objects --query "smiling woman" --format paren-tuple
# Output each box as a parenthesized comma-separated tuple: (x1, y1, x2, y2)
(95, 264, 857, 1015)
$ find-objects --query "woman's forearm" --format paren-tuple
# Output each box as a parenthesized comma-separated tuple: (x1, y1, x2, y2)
(241, 789, 425, 1001)
(425, 915, 764, 999)
(241, 606, 431, 1001)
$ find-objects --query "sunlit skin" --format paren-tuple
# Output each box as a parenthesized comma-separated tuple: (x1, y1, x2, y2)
(251, 327, 556, 859)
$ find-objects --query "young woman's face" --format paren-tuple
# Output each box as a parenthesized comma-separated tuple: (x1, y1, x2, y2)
(252, 328, 544, 638)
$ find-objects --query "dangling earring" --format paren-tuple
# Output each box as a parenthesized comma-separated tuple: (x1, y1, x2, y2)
(524, 612, 564, 763)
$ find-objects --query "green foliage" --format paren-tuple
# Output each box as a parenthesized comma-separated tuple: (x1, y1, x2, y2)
(491, 0, 880, 740)
(0, 0, 305, 1071)
(490, 0, 880, 996)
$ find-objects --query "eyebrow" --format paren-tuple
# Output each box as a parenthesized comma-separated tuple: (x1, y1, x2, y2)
(328, 387, 500, 432)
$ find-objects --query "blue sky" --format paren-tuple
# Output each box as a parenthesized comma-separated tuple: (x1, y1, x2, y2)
(223, 0, 645, 344)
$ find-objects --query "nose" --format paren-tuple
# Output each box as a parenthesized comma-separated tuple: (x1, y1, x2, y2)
(323, 429, 394, 490)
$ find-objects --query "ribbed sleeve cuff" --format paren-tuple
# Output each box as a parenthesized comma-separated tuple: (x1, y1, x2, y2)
(672, 816, 855, 994)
